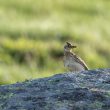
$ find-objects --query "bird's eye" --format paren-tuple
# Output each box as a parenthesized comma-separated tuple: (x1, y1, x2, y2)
(68, 45, 71, 47)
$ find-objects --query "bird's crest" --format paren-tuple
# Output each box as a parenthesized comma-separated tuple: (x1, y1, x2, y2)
(66, 42, 77, 48)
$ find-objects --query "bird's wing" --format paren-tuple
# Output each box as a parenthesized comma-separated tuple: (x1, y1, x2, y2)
(70, 53, 89, 70)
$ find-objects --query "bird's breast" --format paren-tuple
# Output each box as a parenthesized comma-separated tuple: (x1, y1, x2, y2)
(64, 56, 85, 71)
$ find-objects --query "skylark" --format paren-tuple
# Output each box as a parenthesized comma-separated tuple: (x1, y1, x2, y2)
(64, 42, 88, 72)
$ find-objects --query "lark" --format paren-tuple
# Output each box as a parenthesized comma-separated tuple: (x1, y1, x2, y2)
(64, 42, 88, 72)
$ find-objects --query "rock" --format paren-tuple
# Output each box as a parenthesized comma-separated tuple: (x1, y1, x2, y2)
(0, 69, 110, 110)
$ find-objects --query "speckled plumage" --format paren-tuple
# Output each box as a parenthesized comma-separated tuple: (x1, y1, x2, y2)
(64, 42, 88, 72)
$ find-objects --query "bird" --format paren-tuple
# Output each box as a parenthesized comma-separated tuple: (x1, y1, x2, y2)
(63, 42, 88, 72)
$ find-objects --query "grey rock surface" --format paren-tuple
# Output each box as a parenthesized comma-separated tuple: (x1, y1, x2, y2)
(0, 69, 110, 110)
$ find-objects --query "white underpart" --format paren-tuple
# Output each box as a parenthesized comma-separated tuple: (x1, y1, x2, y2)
(64, 56, 85, 72)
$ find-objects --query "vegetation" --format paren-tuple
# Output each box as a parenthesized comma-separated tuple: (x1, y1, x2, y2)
(0, 0, 110, 84)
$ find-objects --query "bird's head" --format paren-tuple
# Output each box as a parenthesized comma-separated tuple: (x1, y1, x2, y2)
(64, 42, 77, 52)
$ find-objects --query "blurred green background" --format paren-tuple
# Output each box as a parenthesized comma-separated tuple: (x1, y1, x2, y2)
(0, 0, 110, 84)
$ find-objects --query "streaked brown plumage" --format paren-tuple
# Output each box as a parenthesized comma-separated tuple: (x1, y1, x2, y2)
(64, 42, 88, 72)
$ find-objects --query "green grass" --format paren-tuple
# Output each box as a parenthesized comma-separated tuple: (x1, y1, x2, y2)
(0, 0, 110, 84)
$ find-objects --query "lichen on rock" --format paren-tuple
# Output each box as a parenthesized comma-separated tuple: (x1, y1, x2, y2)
(0, 69, 110, 110)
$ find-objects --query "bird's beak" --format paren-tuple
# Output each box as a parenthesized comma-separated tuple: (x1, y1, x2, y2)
(71, 45, 77, 48)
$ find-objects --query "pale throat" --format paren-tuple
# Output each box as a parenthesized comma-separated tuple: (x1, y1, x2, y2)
(64, 48, 73, 55)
